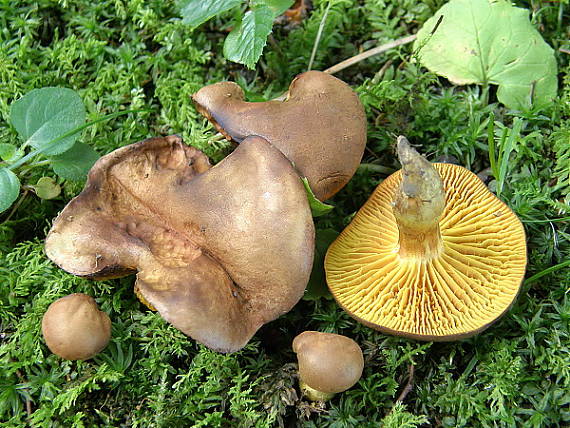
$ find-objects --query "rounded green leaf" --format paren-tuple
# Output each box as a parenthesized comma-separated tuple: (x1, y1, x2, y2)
(414, 0, 557, 110)
(50, 143, 100, 181)
(0, 167, 21, 213)
(0, 143, 23, 162)
(10, 87, 86, 155)
(33, 177, 62, 200)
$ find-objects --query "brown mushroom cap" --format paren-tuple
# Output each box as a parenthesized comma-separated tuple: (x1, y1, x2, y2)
(292, 331, 364, 397)
(192, 70, 367, 201)
(45, 135, 315, 353)
(325, 138, 527, 340)
(42, 293, 111, 360)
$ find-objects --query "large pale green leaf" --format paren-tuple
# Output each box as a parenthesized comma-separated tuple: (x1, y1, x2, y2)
(50, 143, 100, 181)
(223, 6, 274, 69)
(10, 87, 86, 155)
(178, 0, 242, 27)
(0, 167, 21, 213)
(414, 0, 557, 110)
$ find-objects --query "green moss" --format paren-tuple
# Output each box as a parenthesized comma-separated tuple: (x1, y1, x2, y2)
(1, 0, 569, 426)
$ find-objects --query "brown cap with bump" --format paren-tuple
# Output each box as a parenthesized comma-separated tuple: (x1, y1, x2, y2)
(325, 137, 527, 341)
(45, 135, 315, 353)
(293, 331, 364, 401)
(192, 71, 367, 201)
(42, 293, 111, 360)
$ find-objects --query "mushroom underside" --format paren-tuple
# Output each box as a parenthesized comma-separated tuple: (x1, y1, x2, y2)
(326, 163, 527, 340)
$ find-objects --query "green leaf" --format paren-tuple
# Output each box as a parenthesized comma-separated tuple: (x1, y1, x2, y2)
(50, 143, 100, 181)
(223, 6, 274, 69)
(304, 229, 339, 301)
(414, 0, 557, 110)
(10, 87, 86, 155)
(0, 167, 21, 213)
(301, 177, 334, 217)
(33, 177, 61, 200)
(177, 0, 242, 27)
(252, 0, 294, 17)
(0, 144, 23, 162)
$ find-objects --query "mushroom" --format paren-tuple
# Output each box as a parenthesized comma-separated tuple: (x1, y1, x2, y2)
(45, 135, 315, 353)
(292, 331, 364, 401)
(42, 293, 111, 360)
(192, 70, 367, 201)
(325, 136, 527, 340)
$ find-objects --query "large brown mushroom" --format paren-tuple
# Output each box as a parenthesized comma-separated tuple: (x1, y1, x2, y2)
(325, 137, 527, 340)
(192, 71, 367, 201)
(45, 135, 315, 353)
(42, 293, 111, 360)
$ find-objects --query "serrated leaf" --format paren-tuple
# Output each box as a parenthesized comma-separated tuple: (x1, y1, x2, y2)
(178, 0, 242, 27)
(252, 0, 294, 17)
(50, 143, 100, 181)
(0, 167, 21, 213)
(414, 0, 557, 110)
(10, 87, 86, 155)
(223, 6, 274, 69)
(301, 177, 334, 217)
(33, 177, 61, 200)
(304, 228, 338, 301)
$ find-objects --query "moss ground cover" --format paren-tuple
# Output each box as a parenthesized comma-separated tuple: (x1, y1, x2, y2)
(1, 0, 569, 426)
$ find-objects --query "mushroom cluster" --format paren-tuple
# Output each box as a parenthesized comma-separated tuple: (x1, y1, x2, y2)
(325, 137, 527, 340)
(44, 72, 367, 353)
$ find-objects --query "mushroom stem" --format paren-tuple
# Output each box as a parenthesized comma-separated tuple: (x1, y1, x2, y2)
(299, 379, 336, 402)
(393, 136, 445, 260)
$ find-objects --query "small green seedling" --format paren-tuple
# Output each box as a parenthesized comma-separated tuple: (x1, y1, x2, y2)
(177, 0, 294, 69)
(0, 87, 146, 215)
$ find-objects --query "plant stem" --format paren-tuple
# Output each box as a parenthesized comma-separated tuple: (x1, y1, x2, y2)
(2, 189, 29, 224)
(525, 260, 570, 285)
(323, 35, 417, 75)
(7, 109, 150, 171)
(307, 1, 333, 71)
(522, 216, 570, 224)
(358, 163, 395, 175)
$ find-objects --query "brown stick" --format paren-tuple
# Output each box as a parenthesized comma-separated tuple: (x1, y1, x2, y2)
(323, 35, 417, 75)
(395, 364, 415, 403)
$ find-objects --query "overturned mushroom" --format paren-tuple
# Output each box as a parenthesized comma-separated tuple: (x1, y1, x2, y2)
(42, 293, 111, 360)
(45, 135, 315, 352)
(325, 137, 527, 340)
(192, 71, 367, 201)
(293, 331, 364, 401)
